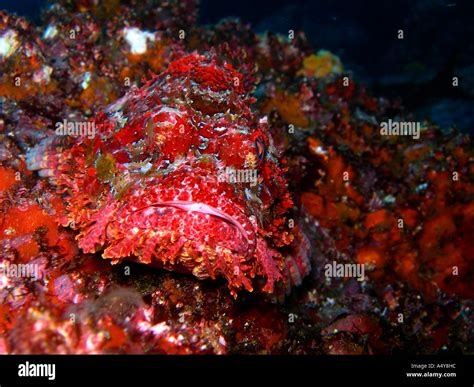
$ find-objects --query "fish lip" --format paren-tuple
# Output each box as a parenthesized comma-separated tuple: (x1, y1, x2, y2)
(131, 200, 255, 247)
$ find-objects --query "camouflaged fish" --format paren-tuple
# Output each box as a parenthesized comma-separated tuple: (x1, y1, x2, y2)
(27, 53, 311, 296)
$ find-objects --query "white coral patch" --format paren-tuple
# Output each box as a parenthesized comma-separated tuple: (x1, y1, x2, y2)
(33, 65, 53, 84)
(123, 27, 155, 55)
(81, 71, 91, 89)
(0, 30, 19, 59)
(43, 24, 58, 40)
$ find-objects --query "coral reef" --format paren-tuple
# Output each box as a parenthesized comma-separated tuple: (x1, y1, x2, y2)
(0, 0, 472, 355)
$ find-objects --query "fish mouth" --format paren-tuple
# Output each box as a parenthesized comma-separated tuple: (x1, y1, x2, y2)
(151, 201, 254, 245)
(128, 200, 256, 256)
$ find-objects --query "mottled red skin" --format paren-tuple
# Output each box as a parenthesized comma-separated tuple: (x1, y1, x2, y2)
(27, 53, 311, 296)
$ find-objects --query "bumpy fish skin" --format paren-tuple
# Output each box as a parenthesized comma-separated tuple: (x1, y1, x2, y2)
(27, 53, 311, 296)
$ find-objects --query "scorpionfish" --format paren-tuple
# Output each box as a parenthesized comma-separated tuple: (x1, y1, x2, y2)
(27, 53, 311, 296)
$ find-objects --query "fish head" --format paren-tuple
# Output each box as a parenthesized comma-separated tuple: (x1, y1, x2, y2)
(28, 53, 310, 296)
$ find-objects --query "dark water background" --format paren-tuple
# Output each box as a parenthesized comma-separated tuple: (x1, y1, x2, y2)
(2, 0, 474, 133)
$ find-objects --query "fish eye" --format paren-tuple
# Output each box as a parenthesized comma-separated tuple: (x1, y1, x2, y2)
(255, 137, 266, 162)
